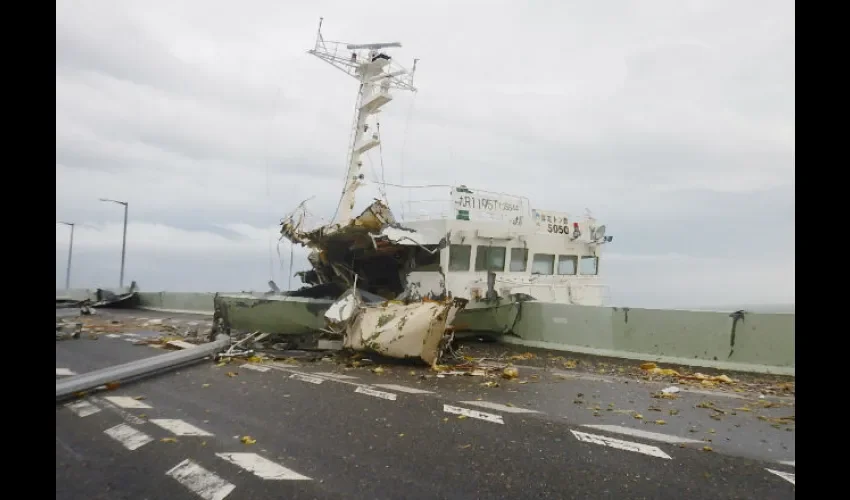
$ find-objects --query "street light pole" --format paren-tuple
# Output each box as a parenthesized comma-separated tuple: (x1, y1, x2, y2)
(58, 221, 75, 290)
(99, 198, 129, 289)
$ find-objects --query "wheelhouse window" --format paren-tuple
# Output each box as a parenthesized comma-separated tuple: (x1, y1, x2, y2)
(412, 246, 440, 272)
(580, 255, 599, 275)
(448, 244, 471, 271)
(557, 255, 578, 275)
(509, 248, 528, 272)
(475, 245, 506, 272)
(531, 253, 555, 275)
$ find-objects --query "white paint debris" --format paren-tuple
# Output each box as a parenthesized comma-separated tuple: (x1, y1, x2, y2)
(581, 425, 700, 444)
(661, 386, 680, 394)
(779, 460, 795, 467)
(443, 404, 505, 424)
(144, 319, 164, 326)
(289, 373, 324, 385)
(56, 368, 76, 377)
(104, 423, 153, 451)
(124, 338, 139, 343)
(766, 468, 795, 485)
(166, 459, 235, 500)
(103, 396, 153, 409)
(65, 400, 101, 418)
(166, 340, 197, 350)
(355, 386, 398, 401)
(150, 419, 214, 436)
(216, 453, 311, 480)
(315, 372, 358, 380)
(460, 401, 539, 414)
(241, 364, 270, 373)
(373, 384, 433, 394)
(570, 430, 672, 459)
(106, 334, 121, 339)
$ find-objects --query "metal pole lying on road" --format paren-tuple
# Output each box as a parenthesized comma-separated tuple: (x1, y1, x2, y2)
(56, 335, 230, 403)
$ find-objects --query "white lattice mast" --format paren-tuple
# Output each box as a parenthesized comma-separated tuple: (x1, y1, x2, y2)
(308, 18, 418, 224)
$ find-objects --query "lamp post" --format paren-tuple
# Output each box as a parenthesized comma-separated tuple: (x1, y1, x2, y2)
(99, 198, 129, 289)
(57, 221, 75, 290)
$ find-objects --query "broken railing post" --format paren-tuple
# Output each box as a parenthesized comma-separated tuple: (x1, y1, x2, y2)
(56, 334, 231, 403)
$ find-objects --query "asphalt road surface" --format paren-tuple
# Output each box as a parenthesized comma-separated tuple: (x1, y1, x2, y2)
(56, 311, 795, 499)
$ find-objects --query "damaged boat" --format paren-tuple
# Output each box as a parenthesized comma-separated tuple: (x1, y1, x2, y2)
(214, 19, 614, 362)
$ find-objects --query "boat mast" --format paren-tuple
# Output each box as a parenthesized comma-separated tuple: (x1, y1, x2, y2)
(308, 18, 418, 224)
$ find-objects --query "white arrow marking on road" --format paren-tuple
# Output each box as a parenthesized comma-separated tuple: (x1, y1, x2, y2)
(460, 400, 539, 414)
(443, 404, 505, 424)
(167, 459, 235, 500)
(104, 423, 153, 451)
(355, 386, 398, 401)
(150, 419, 214, 436)
(581, 424, 700, 444)
(216, 453, 311, 480)
(103, 396, 153, 409)
(241, 364, 270, 373)
(65, 400, 101, 417)
(373, 384, 433, 394)
(766, 468, 795, 485)
(570, 430, 672, 459)
(289, 373, 324, 384)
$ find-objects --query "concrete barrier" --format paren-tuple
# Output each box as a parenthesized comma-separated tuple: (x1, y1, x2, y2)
(125, 291, 795, 376)
(506, 303, 794, 376)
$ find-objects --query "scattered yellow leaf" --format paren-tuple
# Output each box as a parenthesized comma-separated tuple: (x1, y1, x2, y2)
(240, 436, 256, 445)
(640, 362, 657, 370)
(703, 446, 713, 452)
(633, 413, 644, 420)
(655, 420, 666, 425)
(372, 367, 385, 375)
(226, 372, 238, 377)
(563, 360, 577, 369)
(161, 437, 178, 443)
(457, 415, 468, 420)
(133, 396, 146, 400)
(502, 367, 519, 379)
(398, 433, 405, 437)
(202, 384, 210, 388)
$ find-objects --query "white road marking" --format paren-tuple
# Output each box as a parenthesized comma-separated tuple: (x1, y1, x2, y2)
(766, 468, 795, 485)
(56, 368, 76, 377)
(570, 430, 672, 459)
(124, 338, 139, 343)
(106, 334, 121, 339)
(103, 396, 153, 409)
(216, 453, 311, 480)
(373, 384, 433, 394)
(289, 373, 324, 384)
(315, 372, 357, 380)
(150, 419, 214, 436)
(581, 424, 701, 444)
(355, 386, 398, 401)
(779, 460, 795, 467)
(166, 459, 235, 500)
(104, 423, 153, 451)
(65, 400, 101, 417)
(90, 396, 146, 425)
(241, 364, 270, 373)
(460, 400, 539, 414)
(443, 404, 505, 424)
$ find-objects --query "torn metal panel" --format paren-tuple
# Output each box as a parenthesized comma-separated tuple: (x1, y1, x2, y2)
(339, 295, 468, 365)
(213, 293, 332, 336)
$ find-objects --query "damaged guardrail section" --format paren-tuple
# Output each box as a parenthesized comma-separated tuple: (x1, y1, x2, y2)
(56, 335, 230, 402)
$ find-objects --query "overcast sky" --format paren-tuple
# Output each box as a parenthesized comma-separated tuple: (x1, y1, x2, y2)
(55, 0, 795, 309)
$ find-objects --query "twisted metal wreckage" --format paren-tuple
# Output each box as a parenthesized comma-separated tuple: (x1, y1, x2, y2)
(212, 199, 468, 366)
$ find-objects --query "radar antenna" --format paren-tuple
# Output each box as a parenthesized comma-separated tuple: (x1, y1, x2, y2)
(308, 18, 419, 224)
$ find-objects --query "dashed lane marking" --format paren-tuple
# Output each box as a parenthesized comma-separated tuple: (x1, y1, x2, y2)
(570, 430, 672, 459)
(90, 396, 146, 425)
(56, 368, 76, 377)
(104, 423, 154, 451)
(443, 404, 505, 424)
(240, 364, 270, 373)
(150, 419, 214, 437)
(216, 453, 311, 480)
(460, 400, 539, 414)
(103, 396, 153, 409)
(166, 459, 235, 500)
(355, 386, 398, 401)
(581, 424, 701, 444)
(315, 372, 358, 380)
(373, 384, 433, 394)
(289, 373, 324, 385)
(766, 468, 795, 485)
(65, 400, 101, 418)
